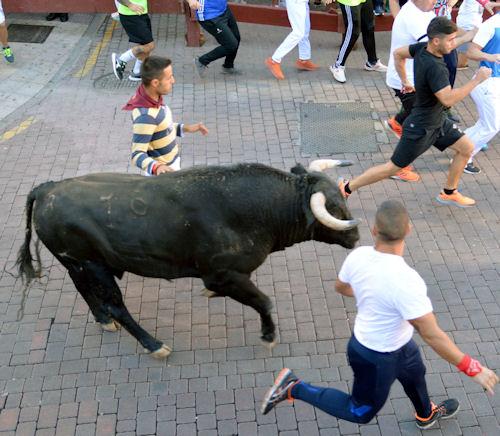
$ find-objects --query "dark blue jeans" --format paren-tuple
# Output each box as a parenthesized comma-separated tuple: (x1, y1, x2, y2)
(291, 335, 432, 424)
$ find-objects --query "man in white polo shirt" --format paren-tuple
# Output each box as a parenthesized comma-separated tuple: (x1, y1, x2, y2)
(261, 200, 498, 430)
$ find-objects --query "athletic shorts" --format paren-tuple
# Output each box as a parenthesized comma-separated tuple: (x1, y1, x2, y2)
(391, 118, 464, 168)
(119, 14, 153, 45)
(0, 0, 5, 25)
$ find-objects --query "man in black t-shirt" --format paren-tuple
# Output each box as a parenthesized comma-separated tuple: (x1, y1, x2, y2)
(338, 17, 492, 208)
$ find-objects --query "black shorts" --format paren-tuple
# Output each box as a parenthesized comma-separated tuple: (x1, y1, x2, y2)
(119, 14, 153, 45)
(390, 118, 464, 168)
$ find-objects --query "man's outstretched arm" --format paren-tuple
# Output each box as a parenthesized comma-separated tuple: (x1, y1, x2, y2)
(410, 313, 499, 395)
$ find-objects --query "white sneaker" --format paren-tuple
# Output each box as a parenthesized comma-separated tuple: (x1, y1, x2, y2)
(364, 60, 388, 72)
(329, 65, 346, 83)
(111, 12, 120, 21)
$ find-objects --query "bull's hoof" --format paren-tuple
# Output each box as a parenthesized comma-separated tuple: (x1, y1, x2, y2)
(100, 320, 120, 332)
(201, 288, 217, 298)
(261, 333, 277, 350)
(262, 338, 278, 350)
(150, 344, 172, 359)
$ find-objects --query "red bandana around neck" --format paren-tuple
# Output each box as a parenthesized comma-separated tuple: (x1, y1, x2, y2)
(123, 84, 164, 111)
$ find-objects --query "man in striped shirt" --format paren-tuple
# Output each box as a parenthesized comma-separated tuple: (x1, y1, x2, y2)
(124, 56, 208, 175)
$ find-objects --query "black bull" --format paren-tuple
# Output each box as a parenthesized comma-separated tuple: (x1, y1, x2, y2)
(17, 161, 360, 358)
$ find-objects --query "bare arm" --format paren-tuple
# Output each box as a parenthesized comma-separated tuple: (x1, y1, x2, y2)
(434, 66, 491, 107)
(454, 28, 478, 48)
(389, 0, 400, 17)
(394, 45, 415, 93)
(410, 313, 499, 394)
(467, 41, 500, 63)
(335, 278, 354, 297)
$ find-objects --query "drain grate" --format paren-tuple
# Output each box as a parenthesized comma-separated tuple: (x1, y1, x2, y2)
(300, 102, 379, 155)
(94, 73, 141, 91)
(7, 24, 54, 44)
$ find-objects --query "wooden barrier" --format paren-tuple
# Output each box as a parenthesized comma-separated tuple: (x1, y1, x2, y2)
(3, 0, 481, 47)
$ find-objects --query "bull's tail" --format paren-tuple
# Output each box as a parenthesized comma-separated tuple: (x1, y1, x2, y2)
(16, 187, 41, 285)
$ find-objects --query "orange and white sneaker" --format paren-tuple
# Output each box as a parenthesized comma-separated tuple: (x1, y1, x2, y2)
(296, 59, 319, 71)
(337, 178, 351, 199)
(265, 57, 285, 80)
(436, 190, 475, 208)
(384, 117, 403, 139)
(390, 167, 420, 182)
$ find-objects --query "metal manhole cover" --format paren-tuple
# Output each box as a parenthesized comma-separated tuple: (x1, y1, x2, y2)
(94, 73, 141, 91)
(300, 102, 379, 155)
(7, 24, 54, 43)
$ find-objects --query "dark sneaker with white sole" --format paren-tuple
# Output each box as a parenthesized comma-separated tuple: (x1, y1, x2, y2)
(415, 399, 460, 430)
(261, 368, 299, 415)
(463, 162, 481, 174)
(112, 53, 126, 80)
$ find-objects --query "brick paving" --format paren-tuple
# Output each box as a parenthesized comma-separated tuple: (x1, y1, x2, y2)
(0, 11, 499, 436)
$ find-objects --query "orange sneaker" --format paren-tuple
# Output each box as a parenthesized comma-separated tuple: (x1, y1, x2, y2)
(436, 190, 475, 208)
(384, 117, 403, 139)
(337, 177, 351, 199)
(390, 167, 420, 182)
(295, 59, 319, 71)
(265, 57, 285, 80)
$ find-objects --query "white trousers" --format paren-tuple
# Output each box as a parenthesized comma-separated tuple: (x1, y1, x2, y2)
(465, 77, 500, 162)
(272, 0, 311, 62)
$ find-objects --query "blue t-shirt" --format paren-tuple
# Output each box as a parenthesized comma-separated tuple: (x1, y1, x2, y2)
(196, 0, 227, 21)
(475, 13, 500, 77)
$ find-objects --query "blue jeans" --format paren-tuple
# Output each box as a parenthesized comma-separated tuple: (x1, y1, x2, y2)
(291, 335, 432, 424)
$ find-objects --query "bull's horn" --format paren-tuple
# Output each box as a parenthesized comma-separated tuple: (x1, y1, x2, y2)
(310, 192, 360, 231)
(308, 159, 353, 172)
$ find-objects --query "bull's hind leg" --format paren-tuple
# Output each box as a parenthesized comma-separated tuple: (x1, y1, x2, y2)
(202, 270, 276, 346)
(68, 262, 171, 358)
(65, 263, 116, 329)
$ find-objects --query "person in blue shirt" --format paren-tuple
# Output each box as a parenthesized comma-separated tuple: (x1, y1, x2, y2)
(189, 0, 241, 77)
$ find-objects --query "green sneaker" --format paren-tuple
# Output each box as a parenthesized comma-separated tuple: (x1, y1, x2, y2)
(3, 46, 14, 63)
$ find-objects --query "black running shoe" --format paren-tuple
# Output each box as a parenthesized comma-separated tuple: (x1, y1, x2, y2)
(415, 399, 460, 430)
(112, 53, 126, 80)
(261, 368, 299, 415)
(463, 162, 481, 174)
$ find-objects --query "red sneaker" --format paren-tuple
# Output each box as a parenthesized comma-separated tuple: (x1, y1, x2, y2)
(384, 117, 403, 139)
(295, 59, 319, 71)
(265, 57, 285, 80)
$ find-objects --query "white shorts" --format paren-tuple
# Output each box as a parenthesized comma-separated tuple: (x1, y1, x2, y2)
(0, 0, 5, 25)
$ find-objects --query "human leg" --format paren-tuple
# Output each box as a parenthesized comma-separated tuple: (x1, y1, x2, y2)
(271, 0, 309, 62)
(223, 8, 241, 68)
(435, 124, 475, 207)
(335, 4, 361, 67)
(359, 0, 378, 66)
(262, 336, 396, 424)
(199, 11, 240, 66)
(0, 3, 14, 63)
(464, 79, 500, 162)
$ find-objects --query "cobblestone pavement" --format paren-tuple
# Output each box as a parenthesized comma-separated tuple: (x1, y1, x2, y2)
(0, 12, 499, 436)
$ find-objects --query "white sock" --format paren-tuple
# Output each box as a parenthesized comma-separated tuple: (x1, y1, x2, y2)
(133, 59, 142, 75)
(119, 49, 136, 64)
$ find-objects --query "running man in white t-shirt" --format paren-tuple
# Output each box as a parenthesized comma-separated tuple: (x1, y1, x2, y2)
(261, 200, 498, 430)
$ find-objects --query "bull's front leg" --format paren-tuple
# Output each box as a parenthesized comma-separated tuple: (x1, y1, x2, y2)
(202, 270, 276, 347)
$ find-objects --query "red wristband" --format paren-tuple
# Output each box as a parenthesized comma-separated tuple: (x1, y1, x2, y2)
(152, 163, 159, 175)
(476, 0, 488, 7)
(457, 354, 483, 377)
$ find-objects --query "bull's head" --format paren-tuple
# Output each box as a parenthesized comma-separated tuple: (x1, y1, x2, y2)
(305, 159, 361, 249)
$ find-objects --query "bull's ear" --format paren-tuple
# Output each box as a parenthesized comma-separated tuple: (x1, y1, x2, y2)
(291, 164, 307, 175)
